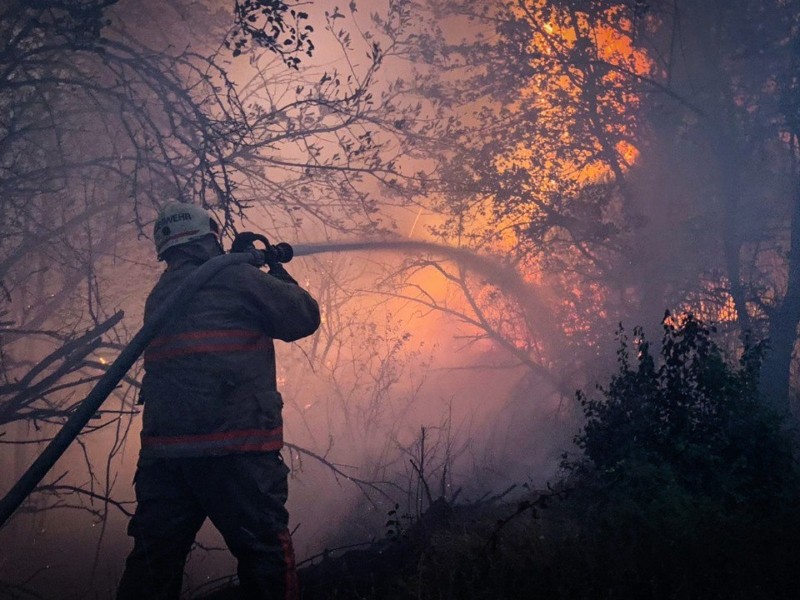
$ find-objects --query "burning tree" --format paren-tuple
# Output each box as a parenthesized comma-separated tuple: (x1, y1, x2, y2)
(381, 0, 800, 413)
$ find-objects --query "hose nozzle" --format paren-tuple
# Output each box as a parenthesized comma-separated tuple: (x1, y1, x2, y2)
(230, 232, 293, 264)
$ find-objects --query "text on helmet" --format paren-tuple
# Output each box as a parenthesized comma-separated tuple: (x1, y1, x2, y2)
(157, 212, 194, 228)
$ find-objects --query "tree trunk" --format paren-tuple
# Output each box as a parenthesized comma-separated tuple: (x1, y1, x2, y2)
(760, 185, 800, 414)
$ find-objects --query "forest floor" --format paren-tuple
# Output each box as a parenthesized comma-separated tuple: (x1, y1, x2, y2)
(197, 484, 800, 600)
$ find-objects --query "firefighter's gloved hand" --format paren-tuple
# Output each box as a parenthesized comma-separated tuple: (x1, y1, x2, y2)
(268, 262, 298, 285)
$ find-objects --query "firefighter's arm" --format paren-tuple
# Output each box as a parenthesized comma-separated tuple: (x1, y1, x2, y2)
(267, 262, 298, 285)
(244, 267, 321, 342)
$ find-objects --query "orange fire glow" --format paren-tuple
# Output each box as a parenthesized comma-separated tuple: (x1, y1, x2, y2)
(454, 3, 655, 351)
(500, 2, 652, 184)
(402, 3, 656, 358)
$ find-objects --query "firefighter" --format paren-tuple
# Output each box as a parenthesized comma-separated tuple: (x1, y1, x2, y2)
(117, 202, 320, 600)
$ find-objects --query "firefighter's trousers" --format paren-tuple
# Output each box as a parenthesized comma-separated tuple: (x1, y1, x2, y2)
(116, 451, 298, 600)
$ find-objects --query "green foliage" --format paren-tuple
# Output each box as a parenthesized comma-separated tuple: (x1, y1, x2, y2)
(385, 503, 413, 541)
(569, 313, 798, 511)
(549, 313, 800, 597)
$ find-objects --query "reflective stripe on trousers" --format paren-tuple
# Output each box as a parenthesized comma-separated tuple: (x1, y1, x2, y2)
(141, 426, 283, 457)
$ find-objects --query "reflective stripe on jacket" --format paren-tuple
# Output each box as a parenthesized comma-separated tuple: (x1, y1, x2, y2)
(139, 244, 320, 458)
(145, 329, 270, 361)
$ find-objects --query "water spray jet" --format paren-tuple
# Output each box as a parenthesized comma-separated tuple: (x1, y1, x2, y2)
(293, 240, 565, 348)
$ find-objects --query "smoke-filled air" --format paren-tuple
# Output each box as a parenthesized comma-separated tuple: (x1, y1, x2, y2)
(2, 0, 800, 598)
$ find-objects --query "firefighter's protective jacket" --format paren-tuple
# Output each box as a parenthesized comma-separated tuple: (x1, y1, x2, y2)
(138, 244, 320, 458)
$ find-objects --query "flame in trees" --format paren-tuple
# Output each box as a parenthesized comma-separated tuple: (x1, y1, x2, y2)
(496, 2, 651, 186)
(378, 2, 660, 365)
(442, 2, 655, 354)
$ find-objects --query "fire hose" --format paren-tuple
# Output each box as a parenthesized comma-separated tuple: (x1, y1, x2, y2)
(0, 236, 557, 528)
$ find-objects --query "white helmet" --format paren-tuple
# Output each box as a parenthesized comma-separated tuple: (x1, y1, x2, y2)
(153, 202, 220, 259)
